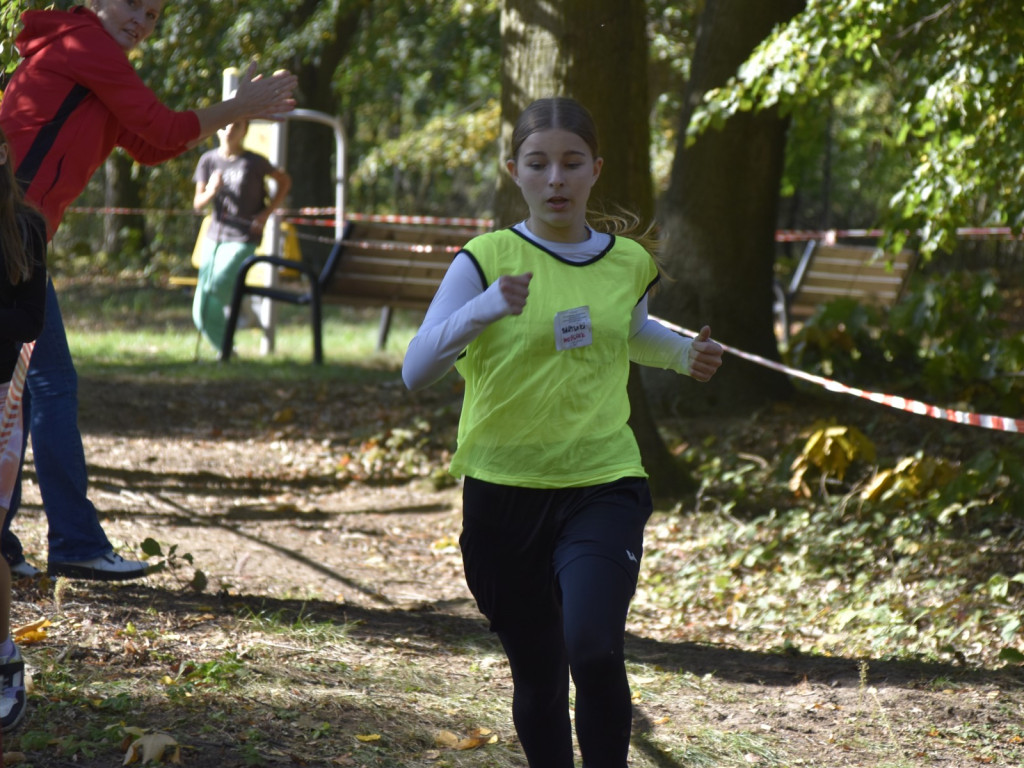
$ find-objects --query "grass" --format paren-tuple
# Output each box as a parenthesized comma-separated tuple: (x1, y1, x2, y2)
(56, 273, 419, 382)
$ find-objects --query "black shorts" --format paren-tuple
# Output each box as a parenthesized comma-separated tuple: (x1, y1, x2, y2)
(459, 476, 653, 631)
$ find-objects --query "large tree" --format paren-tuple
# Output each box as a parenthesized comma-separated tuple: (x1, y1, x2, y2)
(497, 0, 691, 497)
(648, 0, 1024, 416)
(646, 0, 803, 414)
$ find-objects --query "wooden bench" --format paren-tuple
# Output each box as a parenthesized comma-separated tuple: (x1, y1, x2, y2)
(774, 240, 918, 342)
(220, 219, 486, 363)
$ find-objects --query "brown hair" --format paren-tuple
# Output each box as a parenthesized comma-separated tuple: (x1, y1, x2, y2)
(510, 97, 600, 163)
(0, 128, 45, 286)
(509, 98, 661, 257)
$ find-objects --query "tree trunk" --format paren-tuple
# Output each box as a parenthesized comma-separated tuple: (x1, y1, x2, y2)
(494, 2, 564, 227)
(103, 152, 147, 256)
(498, 0, 690, 498)
(285, 1, 364, 263)
(648, 0, 804, 415)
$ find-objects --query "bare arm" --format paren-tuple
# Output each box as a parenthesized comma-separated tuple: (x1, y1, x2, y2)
(251, 167, 292, 233)
(267, 167, 292, 211)
(193, 170, 222, 210)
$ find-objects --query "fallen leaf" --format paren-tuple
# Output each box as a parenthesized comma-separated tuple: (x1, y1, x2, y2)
(435, 730, 460, 748)
(123, 732, 180, 764)
(430, 536, 459, 552)
(3, 751, 27, 765)
(13, 618, 51, 646)
(355, 733, 381, 743)
(436, 727, 497, 751)
(457, 728, 498, 750)
(455, 733, 498, 750)
(273, 407, 296, 424)
(13, 618, 50, 634)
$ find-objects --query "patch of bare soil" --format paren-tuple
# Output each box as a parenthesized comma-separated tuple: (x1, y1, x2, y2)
(7, 372, 1024, 767)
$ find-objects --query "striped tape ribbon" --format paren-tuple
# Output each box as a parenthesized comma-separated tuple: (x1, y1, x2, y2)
(651, 316, 1023, 434)
(65, 206, 493, 229)
(283, 215, 489, 230)
(0, 342, 34, 508)
(775, 227, 1024, 242)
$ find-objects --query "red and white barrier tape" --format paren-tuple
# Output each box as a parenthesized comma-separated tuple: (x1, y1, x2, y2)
(283, 215, 490, 230)
(651, 315, 1024, 434)
(774, 227, 1024, 242)
(65, 206, 493, 229)
(301, 210, 493, 228)
(0, 342, 32, 451)
(65, 206, 198, 216)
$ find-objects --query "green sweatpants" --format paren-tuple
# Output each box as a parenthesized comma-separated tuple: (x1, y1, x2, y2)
(192, 239, 257, 352)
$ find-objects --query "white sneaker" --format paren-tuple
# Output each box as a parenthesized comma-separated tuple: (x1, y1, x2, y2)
(9, 560, 40, 579)
(48, 552, 148, 582)
(0, 643, 26, 731)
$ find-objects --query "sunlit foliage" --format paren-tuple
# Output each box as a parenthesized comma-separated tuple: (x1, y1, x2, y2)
(689, 0, 1024, 255)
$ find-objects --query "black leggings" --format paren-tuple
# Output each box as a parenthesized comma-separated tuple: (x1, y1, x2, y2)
(497, 554, 636, 768)
(460, 476, 652, 768)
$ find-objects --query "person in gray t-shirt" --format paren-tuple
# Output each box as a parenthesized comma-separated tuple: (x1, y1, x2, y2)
(192, 119, 291, 352)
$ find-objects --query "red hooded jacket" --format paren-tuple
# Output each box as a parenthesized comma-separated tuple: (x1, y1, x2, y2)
(0, 6, 201, 239)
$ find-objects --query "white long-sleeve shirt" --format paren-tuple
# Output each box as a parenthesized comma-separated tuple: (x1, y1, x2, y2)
(402, 222, 695, 391)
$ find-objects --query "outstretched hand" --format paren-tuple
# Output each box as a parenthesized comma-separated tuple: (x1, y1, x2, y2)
(688, 325, 723, 382)
(499, 272, 532, 316)
(234, 61, 298, 122)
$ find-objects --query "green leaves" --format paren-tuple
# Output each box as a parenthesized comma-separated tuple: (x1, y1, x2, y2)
(140, 538, 207, 593)
(692, 0, 1024, 255)
(0, 0, 29, 77)
(787, 269, 1024, 415)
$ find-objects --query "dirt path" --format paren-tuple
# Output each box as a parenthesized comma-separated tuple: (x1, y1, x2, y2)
(7, 374, 1023, 767)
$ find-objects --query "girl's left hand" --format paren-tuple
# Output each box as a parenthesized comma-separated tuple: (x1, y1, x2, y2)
(688, 326, 723, 382)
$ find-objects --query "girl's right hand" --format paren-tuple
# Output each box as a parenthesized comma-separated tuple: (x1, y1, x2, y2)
(499, 272, 532, 315)
(234, 62, 298, 121)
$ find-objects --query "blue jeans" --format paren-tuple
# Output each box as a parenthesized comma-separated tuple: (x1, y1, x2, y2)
(1, 279, 113, 564)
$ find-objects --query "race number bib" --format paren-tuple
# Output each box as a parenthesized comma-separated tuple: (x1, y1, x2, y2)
(554, 306, 593, 351)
